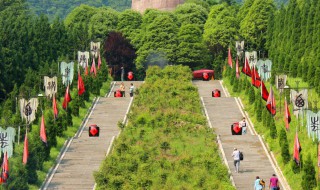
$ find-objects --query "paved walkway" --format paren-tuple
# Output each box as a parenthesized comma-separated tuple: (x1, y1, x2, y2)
(193, 80, 289, 190)
(42, 81, 143, 190)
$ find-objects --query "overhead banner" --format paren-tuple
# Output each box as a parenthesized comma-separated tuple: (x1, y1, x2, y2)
(235, 41, 244, 58)
(78, 51, 90, 69)
(44, 76, 57, 98)
(291, 89, 308, 117)
(60, 62, 74, 86)
(245, 51, 257, 68)
(19, 98, 39, 124)
(0, 127, 15, 158)
(276, 75, 287, 93)
(306, 110, 320, 141)
(90, 42, 100, 58)
(256, 59, 272, 81)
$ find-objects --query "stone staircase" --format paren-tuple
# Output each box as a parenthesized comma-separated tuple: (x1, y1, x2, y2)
(42, 81, 143, 190)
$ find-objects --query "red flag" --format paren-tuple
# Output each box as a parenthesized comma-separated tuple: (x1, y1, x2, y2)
(53, 95, 58, 119)
(266, 86, 276, 116)
(78, 72, 85, 96)
(1, 152, 9, 183)
(98, 54, 102, 69)
(236, 57, 240, 78)
(241, 57, 251, 77)
(62, 85, 71, 109)
(90, 58, 97, 76)
(228, 48, 233, 68)
(85, 66, 88, 75)
(261, 81, 269, 101)
(284, 97, 291, 130)
(23, 134, 28, 164)
(40, 115, 47, 145)
(251, 66, 261, 88)
(293, 132, 301, 165)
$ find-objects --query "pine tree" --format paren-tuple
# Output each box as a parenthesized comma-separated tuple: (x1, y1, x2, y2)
(301, 154, 316, 189)
(279, 128, 290, 163)
(269, 117, 277, 139)
(248, 86, 255, 103)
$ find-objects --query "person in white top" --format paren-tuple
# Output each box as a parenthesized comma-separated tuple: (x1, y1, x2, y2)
(129, 83, 135, 97)
(232, 148, 241, 173)
(239, 117, 247, 134)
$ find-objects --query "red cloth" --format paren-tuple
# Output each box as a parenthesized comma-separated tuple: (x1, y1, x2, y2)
(62, 85, 71, 109)
(78, 72, 85, 96)
(236, 57, 240, 78)
(1, 152, 9, 183)
(261, 81, 269, 101)
(284, 97, 291, 130)
(241, 57, 251, 77)
(23, 134, 28, 164)
(266, 86, 276, 116)
(90, 58, 97, 76)
(98, 54, 102, 69)
(293, 132, 301, 165)
(40, 115, 47, 145)
(228, 48, 233, 68)
(251, 66, 261, 88)
(53, 95, 58, 119)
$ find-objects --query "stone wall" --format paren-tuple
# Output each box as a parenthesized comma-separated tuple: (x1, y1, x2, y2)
(132, 0, 185, 13)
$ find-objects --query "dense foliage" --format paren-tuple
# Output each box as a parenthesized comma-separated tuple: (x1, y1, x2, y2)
(0, 1, 112, 189)
(94, 65, 235, 189)
(0, 0, 319, 189)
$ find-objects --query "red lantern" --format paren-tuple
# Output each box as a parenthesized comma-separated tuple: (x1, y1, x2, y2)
(115, 90, 122, 97)
(128, 71, 134, 81)
(203, 72, 209, 80)
(212, 89, 221, 97)
(89, 124, 100, 137)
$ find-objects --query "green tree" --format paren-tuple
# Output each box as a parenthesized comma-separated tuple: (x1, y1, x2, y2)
(203, 3, 238, 55)
(279, 128, 290, 163)
(301, 154, 316, 189)
(135, 14, 178, 70)
(89, 7, 119, 41)
(239, 0, 275, 49)
(174, 3, 208, 29)
(117, 9, 142, 41)
(176, 24, 210, 69)
(269, 117, 277, 139)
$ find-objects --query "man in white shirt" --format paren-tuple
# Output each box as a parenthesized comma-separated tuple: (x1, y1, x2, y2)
(232, 148, 241, 173)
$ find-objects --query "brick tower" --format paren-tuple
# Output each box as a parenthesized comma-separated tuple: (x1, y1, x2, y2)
(132, 0, 185, 13)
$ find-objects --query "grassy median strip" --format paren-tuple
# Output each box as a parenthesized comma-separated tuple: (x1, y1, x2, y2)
(94, 65, 235, 190)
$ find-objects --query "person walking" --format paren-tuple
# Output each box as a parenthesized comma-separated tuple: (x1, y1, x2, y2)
(121, 67, 124, 81)
(232, 148, 241, 173)
(129, 83, 135, 97)
(254, 176, 263, 190)
(269, 174, 279, 190)
(239, 117, 247, 134)
(120, 82, 125, 97)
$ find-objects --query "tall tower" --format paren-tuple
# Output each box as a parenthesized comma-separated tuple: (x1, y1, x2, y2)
(132, 0, 185, 13)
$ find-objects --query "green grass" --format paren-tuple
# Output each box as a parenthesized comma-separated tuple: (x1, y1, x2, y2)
(94, 66, 235, 190)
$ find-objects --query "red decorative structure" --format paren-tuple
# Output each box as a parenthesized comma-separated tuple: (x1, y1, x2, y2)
(89, 124, 100, 137)
(114, 90, 122, 97)
(128, 71, 134, 81)
(231, 122, 242, 135)
(192, 69, 214, 80)
(212, 89, 221, 97)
